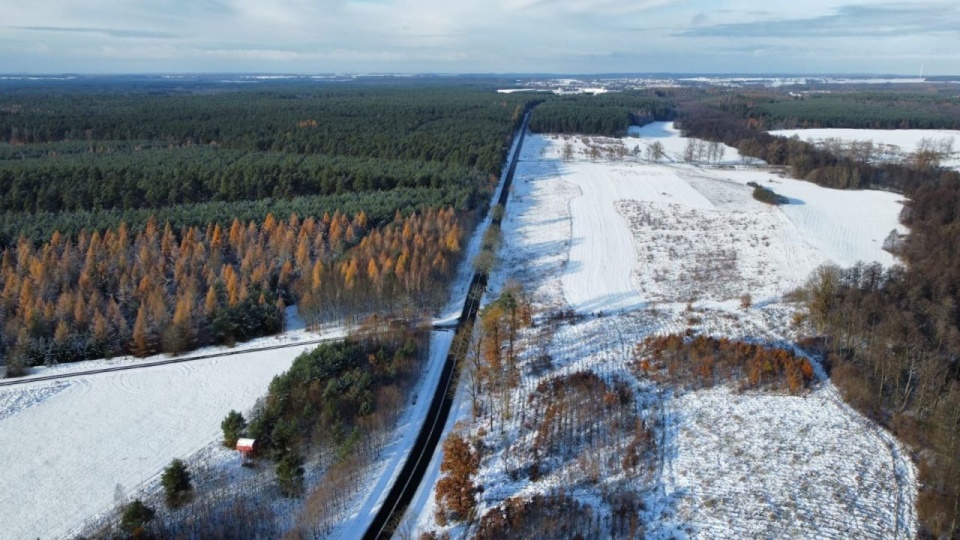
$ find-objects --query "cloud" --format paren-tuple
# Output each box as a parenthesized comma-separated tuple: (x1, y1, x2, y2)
(8, 26, 181, 39)
(680, 3, 960, 38)
(0, 0, 959, 73)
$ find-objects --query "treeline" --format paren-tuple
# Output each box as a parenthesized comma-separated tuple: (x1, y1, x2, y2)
(0, 186, 481, 247)
(635, 335, 815, 395)
(0, 208, 464, 375)
(529, 93, 674, 137)
(0, 87, 529, 176)
(247, 331, 425, 462)
(753, 93, 960, 130)
(0, 85, 532, 251)
(677, 105, 960, 192)
(804, 200, 960, 536)
(0, 146, 485, 214)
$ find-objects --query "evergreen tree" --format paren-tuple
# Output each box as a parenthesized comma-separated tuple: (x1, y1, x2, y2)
(221, 410, 247, 448)
(120, 499, 155, 533)
(161, 459, 193, 509)
(276, 452, 305, 497)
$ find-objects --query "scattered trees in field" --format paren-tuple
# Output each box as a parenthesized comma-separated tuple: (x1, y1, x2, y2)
(910, 137, 955, 170)
(682, 138, 725, 164)
(645, 141, 665, 162)
(526, 371, 652, 482)
(473, 287, 533, 427)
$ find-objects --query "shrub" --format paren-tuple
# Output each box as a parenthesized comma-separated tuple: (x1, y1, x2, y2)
(120, 499, 155, 533)
(3, 351, 26, 378)
(747, 181, 788, 205)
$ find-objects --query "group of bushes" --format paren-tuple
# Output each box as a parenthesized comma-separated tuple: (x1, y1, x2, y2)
(635, 334, 815, 395)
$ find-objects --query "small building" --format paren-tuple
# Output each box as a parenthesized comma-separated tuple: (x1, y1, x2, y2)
(236, 438, 257, 466)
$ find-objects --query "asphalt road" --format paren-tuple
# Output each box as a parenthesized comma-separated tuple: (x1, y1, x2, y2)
(363, 110, 532, 539)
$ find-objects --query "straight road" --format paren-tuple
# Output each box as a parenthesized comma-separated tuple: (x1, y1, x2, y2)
(363, 110, 532, 539)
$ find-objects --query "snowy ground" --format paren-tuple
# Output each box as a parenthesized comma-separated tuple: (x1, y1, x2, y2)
(409, 123, 917, 538)
(0, 337, 319, 540)
(771, 127, 960, 171)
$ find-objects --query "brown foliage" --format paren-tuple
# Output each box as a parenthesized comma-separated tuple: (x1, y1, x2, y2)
(635, 334, 814, 395)
(0, 207, 466, 368)
(474, 492, 595, 540)
(434, 433, 481, 524)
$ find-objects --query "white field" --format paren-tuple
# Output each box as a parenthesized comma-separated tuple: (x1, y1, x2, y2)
(0, 341, 316, 540)
(0, 306, 344, 539)
(771, 127, 960, 171)
(410, 123, 917, 539)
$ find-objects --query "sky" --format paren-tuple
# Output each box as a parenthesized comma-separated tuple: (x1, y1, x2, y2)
(1, 0, 958, 75)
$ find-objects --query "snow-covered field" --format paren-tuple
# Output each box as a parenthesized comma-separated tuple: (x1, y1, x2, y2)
(410, 122, 917, 538)
(549, 124, 905, 310)
(0, 306, 346, 539)
(771, 127, 960, 171)
(0, 339, 318, 540)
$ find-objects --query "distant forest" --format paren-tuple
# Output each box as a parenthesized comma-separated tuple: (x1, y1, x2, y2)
(529, 92, 675, 137)
(0, 83, 539, 372)
(719, 91, 960, 130)
(0, 86, 534, 244)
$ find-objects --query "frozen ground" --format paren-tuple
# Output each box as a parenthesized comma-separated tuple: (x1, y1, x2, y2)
(411, 123, 917, 538)
(669, 384, 916, 540)
(771, 127, 960, 171)
(544, 124, 905, 311)
(0, 339, 320, 540)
